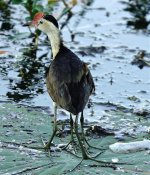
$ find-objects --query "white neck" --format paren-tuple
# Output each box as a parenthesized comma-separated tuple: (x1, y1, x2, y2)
(38, 19, 61, 59)
(47, 27, 60, 59)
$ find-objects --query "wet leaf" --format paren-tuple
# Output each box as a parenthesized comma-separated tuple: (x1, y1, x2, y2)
(12, 0, 23, 4)
(34, 5, 44, 12)
(0, 103, 150, 174)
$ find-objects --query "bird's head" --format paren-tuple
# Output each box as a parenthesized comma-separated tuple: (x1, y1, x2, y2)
(31, 12, 59, 34)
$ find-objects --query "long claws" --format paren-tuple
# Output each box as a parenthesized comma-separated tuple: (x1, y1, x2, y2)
(84, 137, 106, 151)
(70, 154, 132, 172)
(70, 159, 84, 172)
(70, 156, 116, 172)
(91, 151, 104, 158)
(62, 140, 76, 150)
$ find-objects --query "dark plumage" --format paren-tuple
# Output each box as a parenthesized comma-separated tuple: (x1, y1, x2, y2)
(46, 44, 95, 115)
(44, 15, 59, 28)
(31, 13, 96, 158)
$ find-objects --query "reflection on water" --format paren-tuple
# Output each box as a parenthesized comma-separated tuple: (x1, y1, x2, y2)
(0, 0, 150, 107)
(0, 1, 50, 102)
(0, 1, 14, 31)
(123, 0, 150, 29)
(6, 40, 49, 102)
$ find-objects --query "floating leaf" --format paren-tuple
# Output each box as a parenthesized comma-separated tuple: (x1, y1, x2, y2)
(0, 51, 8, 55)
(0, 103, 150, 174)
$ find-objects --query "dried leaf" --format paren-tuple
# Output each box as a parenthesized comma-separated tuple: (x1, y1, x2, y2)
(71, 0, 77, 6)
(0, 51, 8, 55)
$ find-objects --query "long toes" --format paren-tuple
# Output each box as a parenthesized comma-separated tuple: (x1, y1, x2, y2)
(44, 144, 50, 151)
(62, 139, 78, 149)
(91, 151, 104, 158)
(84, 139, 106, 151)
(88, 145, 106, 151)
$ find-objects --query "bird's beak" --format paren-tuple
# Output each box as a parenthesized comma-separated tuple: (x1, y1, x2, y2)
(30, 20, 38, 29)
(30, 21, 36, 27)
(22, 21, 37, 28)
(22, 22, 31, 27)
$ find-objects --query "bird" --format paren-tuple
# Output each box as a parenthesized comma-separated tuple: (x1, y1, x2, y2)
(31, 12, 95, 159)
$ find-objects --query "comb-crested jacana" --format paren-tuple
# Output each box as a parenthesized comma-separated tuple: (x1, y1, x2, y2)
(31, 12, 95, 159)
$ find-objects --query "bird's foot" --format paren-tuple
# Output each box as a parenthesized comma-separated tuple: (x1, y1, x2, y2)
(41, 137, 50, 156)
(84, 138, 106, 151)
(62, 139, 77, 150)
(43, 141, 64, 156)
(41, 136, 56, 156)
(81, 133, 106, 151)
(71, 152, 130, 172)
(41, 127, 57, 153)
(43, 142, 51, 151)
(70, 155, 117, 172)
(61, 139, 82, 158)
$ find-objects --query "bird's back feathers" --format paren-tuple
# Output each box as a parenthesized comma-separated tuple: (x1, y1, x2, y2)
(46, 45, 94, 115)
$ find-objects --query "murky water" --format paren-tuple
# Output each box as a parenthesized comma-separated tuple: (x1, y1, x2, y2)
(0, 0, 150, 124)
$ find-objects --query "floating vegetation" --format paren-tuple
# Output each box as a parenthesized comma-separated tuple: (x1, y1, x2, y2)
(122, 0, 150, 29)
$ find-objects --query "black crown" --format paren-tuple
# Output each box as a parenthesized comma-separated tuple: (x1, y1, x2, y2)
(44, 15, 59, 28)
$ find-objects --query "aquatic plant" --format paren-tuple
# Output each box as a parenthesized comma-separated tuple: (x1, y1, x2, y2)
(122, 0, 150, 29)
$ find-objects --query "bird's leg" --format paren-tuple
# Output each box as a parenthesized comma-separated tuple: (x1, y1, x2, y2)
(62, 114, 74, 149)
(75, 114, 104, 159)
(80, 112, 105, 151)
(72, 115, 123, 171)
(62, 114, 78, 152)
(44, 103, 58, 150)
(70, 114, 74, 142)
(80, 111, 85, 143)
(74, 114, 89, 159)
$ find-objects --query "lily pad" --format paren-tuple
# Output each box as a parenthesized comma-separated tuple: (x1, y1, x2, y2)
(0, 103, 150, 174)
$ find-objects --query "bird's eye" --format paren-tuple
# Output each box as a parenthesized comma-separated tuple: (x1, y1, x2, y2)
(39, 20, 43, 24)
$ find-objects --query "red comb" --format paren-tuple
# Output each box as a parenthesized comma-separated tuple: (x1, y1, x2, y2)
(31, 12, 44, 26)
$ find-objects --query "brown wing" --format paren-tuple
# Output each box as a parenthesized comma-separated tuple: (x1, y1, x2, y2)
(46, 46, 95, 115)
